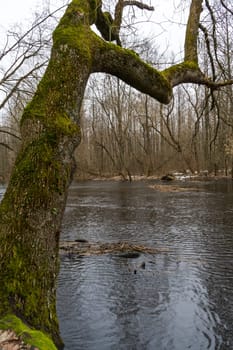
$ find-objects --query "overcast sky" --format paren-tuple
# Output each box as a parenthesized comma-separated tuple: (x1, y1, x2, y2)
(0, 0, 41, 26)
(0, 0, 61, 26)
(0, 0, 188, 58)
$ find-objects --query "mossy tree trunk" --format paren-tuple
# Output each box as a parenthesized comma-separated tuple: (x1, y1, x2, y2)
(0, 0, 232, 349)
(0, 2, 94, 347)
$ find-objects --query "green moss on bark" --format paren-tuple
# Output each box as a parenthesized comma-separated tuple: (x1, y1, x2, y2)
(0, 1, 92, 348)
(163, 61, 199, 82)
(0, 315, 57, 349)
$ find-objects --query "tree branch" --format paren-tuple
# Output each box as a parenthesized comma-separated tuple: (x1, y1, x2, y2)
(0, 129, 21, 141)
(205, 0, 225, 73)
(220, 0, 233, 16)
(199, 23, 216, 80)
(0, 142, 15, 152)
(94, 42, 172, 104)
(95, 0, 154, 46)
(93, 31, 233, 105)
(163, 62, 205, 87)
(0, 4, 67, 61)
(163, 61, 233, 90)
(0, 60, 47, 110)
(123, 1, 154, 11)
(184, 0, 203, 63)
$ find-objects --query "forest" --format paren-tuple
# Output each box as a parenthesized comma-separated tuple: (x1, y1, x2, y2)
(0, 1, 233, 349)
(1, 0, 233, 183)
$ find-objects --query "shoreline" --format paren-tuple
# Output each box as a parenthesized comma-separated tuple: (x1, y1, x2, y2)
(74, 174, 233, 182)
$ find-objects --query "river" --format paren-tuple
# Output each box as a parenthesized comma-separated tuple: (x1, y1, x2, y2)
(1, 179, 233, 349)
(57, 179, 233, 350)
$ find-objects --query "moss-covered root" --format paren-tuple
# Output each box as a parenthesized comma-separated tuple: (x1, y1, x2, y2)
(0, 315, 58, 350)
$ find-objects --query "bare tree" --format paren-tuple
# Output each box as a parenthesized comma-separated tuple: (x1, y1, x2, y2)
(0, 3, 68, 178)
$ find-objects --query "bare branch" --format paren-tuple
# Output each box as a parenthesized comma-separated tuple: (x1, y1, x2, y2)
(0, 129, 21, 141)
(0, 60, 47, 110)
(0, 142, 15, 152)
(203, 79, 233, 90)
(0, 4, 67, 61)
(220, 0, 233, 16)
(123, 1, 154, 11)
(205, 0, 225, 73)
(199, 23, 216, 80)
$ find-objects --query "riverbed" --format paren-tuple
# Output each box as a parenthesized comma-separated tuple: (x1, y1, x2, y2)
(57, 179, 233, 350)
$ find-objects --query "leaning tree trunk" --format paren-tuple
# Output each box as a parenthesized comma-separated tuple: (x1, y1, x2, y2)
(1, 0, 227, 348)
(0, 2, 93, 348)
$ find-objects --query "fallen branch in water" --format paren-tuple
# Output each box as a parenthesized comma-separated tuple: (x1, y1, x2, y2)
(149, 184, 201, 192)
(59, 241, 169, 257)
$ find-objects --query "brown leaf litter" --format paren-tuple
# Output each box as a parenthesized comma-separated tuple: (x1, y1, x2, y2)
(0, 330, 38, 350)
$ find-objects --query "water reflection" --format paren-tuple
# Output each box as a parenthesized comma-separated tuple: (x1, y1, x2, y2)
(57, 180, 233, 349)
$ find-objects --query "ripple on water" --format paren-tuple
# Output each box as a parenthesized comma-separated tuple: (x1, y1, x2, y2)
(1, 180, 233, 348)
(57, 180, 233, 349)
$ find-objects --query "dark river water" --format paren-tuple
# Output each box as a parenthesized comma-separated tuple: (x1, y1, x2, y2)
(57, 179, 233, 350)
(1, 179, 233, 350)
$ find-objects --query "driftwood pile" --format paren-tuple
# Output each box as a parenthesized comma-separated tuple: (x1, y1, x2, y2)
(59, 240, 168, 257)
(149, 184, 201, 192)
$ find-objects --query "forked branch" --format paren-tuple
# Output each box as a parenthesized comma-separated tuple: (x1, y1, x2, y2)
(95, 0, 154, 45)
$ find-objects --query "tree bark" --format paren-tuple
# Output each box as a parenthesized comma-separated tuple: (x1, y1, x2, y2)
(0, 0, 232, 349)
(0, 1, 93, 348)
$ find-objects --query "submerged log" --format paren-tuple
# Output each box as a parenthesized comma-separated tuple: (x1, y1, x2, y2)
(161, 174, 175, 181)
